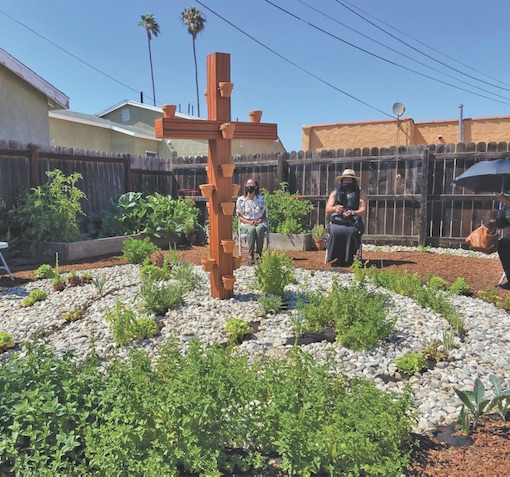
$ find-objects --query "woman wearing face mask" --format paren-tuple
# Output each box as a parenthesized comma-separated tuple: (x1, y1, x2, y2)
(325, 169, 367, 267)
(236, 178, 268, 265)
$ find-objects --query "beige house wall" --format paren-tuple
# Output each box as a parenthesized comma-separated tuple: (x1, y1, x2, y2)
(303, 115, 510, 151)
(0, 65, 51, 145)
(50, 118, 112, 150)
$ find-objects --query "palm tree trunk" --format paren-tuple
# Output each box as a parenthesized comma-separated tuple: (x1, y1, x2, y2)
(192, 38, 200, 117)
(148, 38, 156, 106)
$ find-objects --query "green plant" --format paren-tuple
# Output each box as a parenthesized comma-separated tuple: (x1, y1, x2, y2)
(103, 301, 141, 346)
(427, 275, 447, 290)
(255, 248, 295, 297)
(122, 236, 160, 264)
(136, 317, 159, 339)
(416, 244, 431, 252)
(297, 280, 395, 351)
(455, 378, 493, 434)
(449, 277, 471, 295)
(0, 331, 15, 352)
(442, 330, 456, 351)
(92, 274, 108, 294)
(137, 275, 184, 315)
(258, 293, 283, 315)
(421, 339, 449, 363)
(8, 169, 86, 243)
(395, 353, 428, 376)
(311, 224, 327, 240)
(261, 183, 314, 234)
(140, 258, 172, 280)
(67, 270, 82, 287)
(34, 264, 54, 279)
(225, 318, 251, 345)
(489, 375, 510, 421)
(61, 308, 83, 322)
(80, 271, 93, 284)
(21, 288, 47, 307)
(170, 260, 201, 291)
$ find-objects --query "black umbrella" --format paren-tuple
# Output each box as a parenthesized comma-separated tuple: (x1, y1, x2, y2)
(452, 158, 510, 193)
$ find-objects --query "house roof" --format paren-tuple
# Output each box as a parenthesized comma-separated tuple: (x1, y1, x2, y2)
(0, 48, 69, 109)
(96, 99, 199, 120)
(49, 109, 161, 141)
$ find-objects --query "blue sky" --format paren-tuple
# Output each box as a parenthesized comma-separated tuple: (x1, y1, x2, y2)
(2, 0, 510, 151)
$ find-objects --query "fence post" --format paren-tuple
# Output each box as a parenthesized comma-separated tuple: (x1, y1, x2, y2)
(124, 154, 132, 193)
(418, 148, 429, 246)
(29, 144, 40, 188)
(276, 152, 288, 186)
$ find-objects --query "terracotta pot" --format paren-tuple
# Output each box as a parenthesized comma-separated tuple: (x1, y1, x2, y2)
(220, 163, 235, 177)
(233, 255, 242, 269)
(201, 258, 216, 272)
(220, 122, 236, 139)
(199, 183, 215, 198)
(221, 201, 236, 216)
(249, 110, 263, 123)
(162, 104, 176, 119)
(314, 238, 326, 251)
(220, 239, 236, 254)
(231, 183, 241, 197)
(222, 274, 236, 290)
(187, 233, 197, 245)
(218, 82, 234, 97)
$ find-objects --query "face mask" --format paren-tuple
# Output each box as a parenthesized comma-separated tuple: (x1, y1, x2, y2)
(341, 182, 356, 192)
(246, 185, 256, 194)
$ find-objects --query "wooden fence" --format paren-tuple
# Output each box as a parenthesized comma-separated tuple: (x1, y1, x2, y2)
(1, 139, 509, 247)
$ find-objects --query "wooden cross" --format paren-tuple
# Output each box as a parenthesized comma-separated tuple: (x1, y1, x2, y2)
(155, 52, 278, 298)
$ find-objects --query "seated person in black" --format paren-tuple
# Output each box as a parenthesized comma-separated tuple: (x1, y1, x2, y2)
(325, 169, 368, 267)
(490, 193, 510, 289)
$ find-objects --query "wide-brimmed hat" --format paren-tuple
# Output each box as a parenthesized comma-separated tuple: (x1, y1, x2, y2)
(336, 169, 360, 182)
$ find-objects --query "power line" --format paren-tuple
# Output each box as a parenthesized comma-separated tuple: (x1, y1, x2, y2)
(0, 7, 154, 105)
(336, 0, 510, 91)
(263, 0, 510, 106)
(193, 0, 395, 119)
(293, 0, 510, 102)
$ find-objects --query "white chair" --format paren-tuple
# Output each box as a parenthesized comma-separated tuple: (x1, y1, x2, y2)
(0, 242, 14, 280)
(237, 219, 270, 256)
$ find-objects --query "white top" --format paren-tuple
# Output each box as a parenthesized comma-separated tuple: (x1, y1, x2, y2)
(236, 194, 268, 227)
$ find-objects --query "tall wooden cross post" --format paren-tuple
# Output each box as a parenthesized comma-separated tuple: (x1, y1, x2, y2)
(155, 52, 277, 299)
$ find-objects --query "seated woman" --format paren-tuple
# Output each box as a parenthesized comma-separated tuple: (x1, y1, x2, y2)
(325, 169, 367, 267)
(236, 178, 268, 265)
(490, 193, 510, 289)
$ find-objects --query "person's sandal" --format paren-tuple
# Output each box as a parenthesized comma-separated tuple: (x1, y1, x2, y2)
(248, 256, 255, 265)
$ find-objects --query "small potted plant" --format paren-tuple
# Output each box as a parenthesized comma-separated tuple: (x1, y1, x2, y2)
(311, 224, 327, 250)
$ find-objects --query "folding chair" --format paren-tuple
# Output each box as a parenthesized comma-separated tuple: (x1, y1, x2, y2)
(0, 242, 14, 280)
(237, 219, 270, 256)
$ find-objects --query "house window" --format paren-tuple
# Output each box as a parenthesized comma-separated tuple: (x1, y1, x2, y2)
(145, 150, 157, 157)
(121, 108, 130, 122)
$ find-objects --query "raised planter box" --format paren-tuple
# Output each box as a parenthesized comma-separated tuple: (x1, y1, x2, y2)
(268, 232, 314, 251)
(26, 235, 137, 263)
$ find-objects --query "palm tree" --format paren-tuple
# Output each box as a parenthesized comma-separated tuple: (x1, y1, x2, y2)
(138, 13, 160, 106)
(181, 7, 206, 117)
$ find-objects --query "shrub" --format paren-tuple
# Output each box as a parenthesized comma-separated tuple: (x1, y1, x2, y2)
(421, 339, 449, 363)
(137, 276, 184, 315)
(255, 248, 295, 297)
(0, 331, 15, 352)
(136, 317, 159, 340)
(140, 259, 172, 281)
(427, 275, 448, 290)
(104, 301, 140, 346)
(258, 293, 283, 315)
(35, 264, 54, 279)
(395, 352, 428, 375)
(170, 260, 201, 292)
(261, 183, 314, 234)
(225, 318, 251, 345)
(449, 277, 471, 295)
(8, 169, 86, 243)
(21, 288, 47, 307)
(297, 280, 395, 351)
(122, 236, 160, 264)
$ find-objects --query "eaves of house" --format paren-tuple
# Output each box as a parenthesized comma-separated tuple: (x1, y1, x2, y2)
(0, 47, 69, 109)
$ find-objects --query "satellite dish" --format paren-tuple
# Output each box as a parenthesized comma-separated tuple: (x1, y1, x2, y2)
(392, 102, 406, 117)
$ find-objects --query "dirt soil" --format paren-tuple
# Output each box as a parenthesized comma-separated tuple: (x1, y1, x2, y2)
(1, 244, 509, 476)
